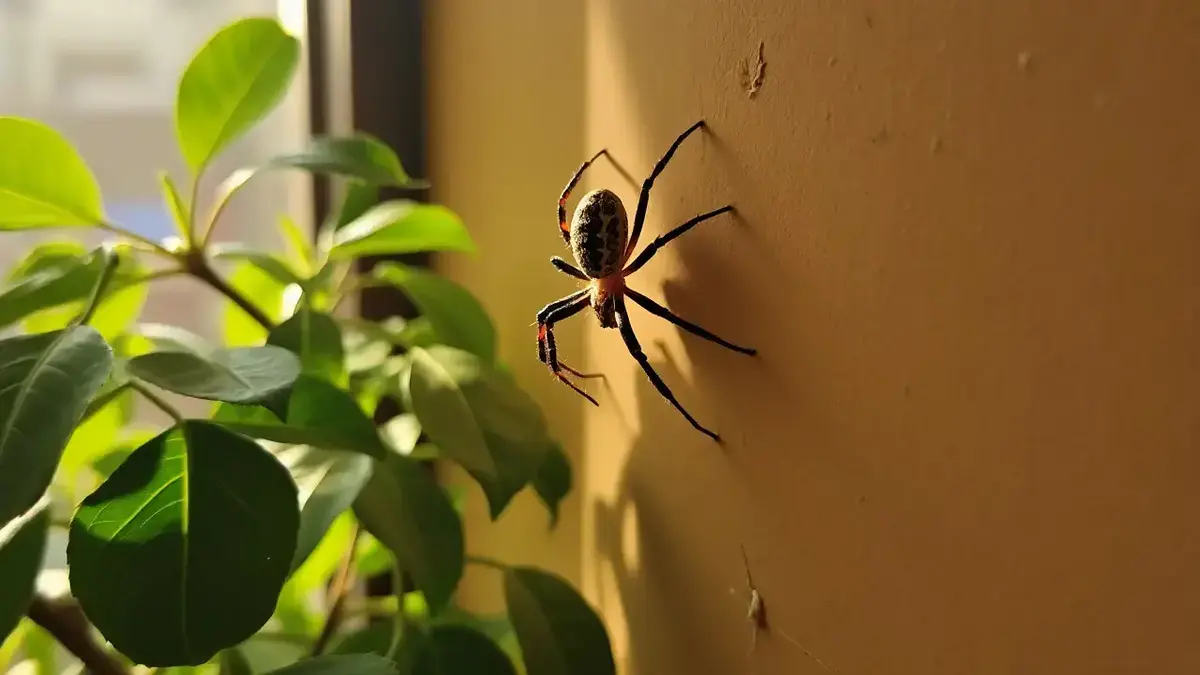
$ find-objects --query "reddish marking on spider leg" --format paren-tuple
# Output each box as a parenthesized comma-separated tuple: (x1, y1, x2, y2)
(537, 324, 548, 341)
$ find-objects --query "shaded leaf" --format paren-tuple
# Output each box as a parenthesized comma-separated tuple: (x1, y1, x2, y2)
(503, 567, 615, 675)
(275, 445, 373, 574)
(0, 326, 113, 529)
(330, 201, 474, 260)
(533, 444, 572, 528)
(412, 624, 517, 675)
(268, 309, 346, 385)
(0, 117, 104, 229)
(262, 654, 398, 675)
(0, 243, 105, 330)
(353, 454, 464, 613)
(403, 347, 493, 478)
(329, 622, 393, 659)
(176, 17, 301, 170)
(126, 344, 300, 404)
(68, 421, 300, 667)
(211, 244, 306, 287)
(372, 263, 495, 362)
(213, 375, 385, 458)
(0, 497, 50, 644)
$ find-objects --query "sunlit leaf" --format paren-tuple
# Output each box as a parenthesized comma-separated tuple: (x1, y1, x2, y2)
(275, 445, 372, 574)
(160, 172, 190, 238)
(266, 135, 422, 187)
(176, 17, 301, 171)
(0, 497, 50, 644)
(126, 344, 300, 404)
(503, 567, 615, 675)
(402, 347, 493, 478)
(211, 244, 306, 287)
(353, 453, 464, 613)
(0, 117, 104, 229)
(224, 261, 288, 346)
(330, 201, 474, 260)
(0, 326, 113, 529)
(372, 263, 495, 362)
(68, 421, 300, 667)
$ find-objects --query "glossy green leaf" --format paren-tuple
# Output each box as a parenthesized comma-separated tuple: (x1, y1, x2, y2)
(67, 421, 300, 667)
(0, 497, 50, 644)
(160, 172, 190, 238)
(224, 260, 287, 346)
(268, 309, 346, 385)
(403, 347, 493, 478)
(372, 263, 495, 362)
(279, 215, 314, 273)
(266, 135, 421, 187)
(533, 444, 572, 528)
(330, 201, 474, 260)
(503, 567, 615, 675)
(126, 344, 300, 404)
(275, 444, 373, 574)
(262, 654, 399, 675)
(412, 625, 517, 675)
(0, 117, 104, 229)
(176, 17, 301, 170)
(213, 375, 386, 458)
(353, 453, 464, 613)
(0, 326, 113, 529)
(132, 323, 219, 357)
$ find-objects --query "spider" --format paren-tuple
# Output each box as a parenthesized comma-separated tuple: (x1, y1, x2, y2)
(535, 119, 757, 443)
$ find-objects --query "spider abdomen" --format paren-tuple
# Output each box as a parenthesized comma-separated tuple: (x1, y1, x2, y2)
(569, 188, 628, 278)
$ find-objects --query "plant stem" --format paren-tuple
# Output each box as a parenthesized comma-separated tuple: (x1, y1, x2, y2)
(27, 594, 129, 675)
(77, 247, 122, 326)
(182, 250, 275, 330)
(385, 564, 405, 659)
(96, 221, 174, 258)
(311, 524, 362, 656)
(466, 555, 509, 571)
(129, 380, 184, 423)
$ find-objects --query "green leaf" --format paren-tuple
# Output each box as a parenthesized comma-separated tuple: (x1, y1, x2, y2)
(372, 263, 496, 362)
(175, 17, 301, 171)
(503, 567, 615, 675)
(0, 117, 104, 229)
(266, 135, 422, 187)
(412, 625, 517, 675)
(67, 421, 301, 667)
(218, 647, 255, 675)
(275, 444, 372, 574)
(262, 654, 399, 675)
(279, 215, 314, 273)
(353, 453, 464, 613)
(59, 383, 133, 478)
(0, 326, 113, 529)
(0, 497, 50, 644)
(213, 375, 386, 458)
(533, 444, 572, 528)
(126, 344, 300, 404)
(268, 309, 346, 385)
(132, 323, 219, 357)
(210, 244, 306, 287)
(224, 260, 287, 346)
(160, 172, 191, 239)
(330, 201, 474, 260)
(0, 243, 104, 330)
(329, 622, 394, 659)
(403, 347, 493, 479)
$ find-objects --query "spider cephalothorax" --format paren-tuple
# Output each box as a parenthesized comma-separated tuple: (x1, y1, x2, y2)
(535, 119, 757, 442)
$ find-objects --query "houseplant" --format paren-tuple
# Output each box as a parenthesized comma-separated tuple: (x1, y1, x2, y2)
(0, 15, 615, 675)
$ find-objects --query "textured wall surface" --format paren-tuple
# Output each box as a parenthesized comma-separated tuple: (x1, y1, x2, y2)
(430, 2, 1200, 673)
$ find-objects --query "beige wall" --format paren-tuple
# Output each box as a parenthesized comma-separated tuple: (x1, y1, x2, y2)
(429, 2, 1200, 673)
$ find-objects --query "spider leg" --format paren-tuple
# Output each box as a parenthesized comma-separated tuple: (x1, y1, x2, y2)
(559, 149, 611, 243)
(624, 119, 707, 264)
(550, 256, 589, 280)
(623, 205, 734, 275)
(614, 294, 720, 442)
(625, 287, 756, 356)
(537, 291, 601, 405)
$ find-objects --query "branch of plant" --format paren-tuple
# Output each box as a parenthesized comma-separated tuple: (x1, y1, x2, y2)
(96, 221, 174, 258)
(181, 250, 275, 330)
(27, 594, 130, 675)
(311, 524, 362, 656)
(129, 380, 184, 423)
(77, 248, 122, 326)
